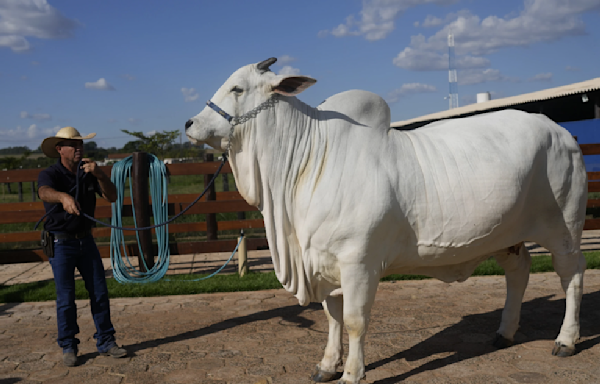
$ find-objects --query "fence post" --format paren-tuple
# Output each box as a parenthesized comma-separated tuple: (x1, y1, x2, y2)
(238, 230, 248, 277)
(222, 173, 229, 192)
(132, 152, 154, 271)
(204, 153, 218, 240)
(31, 182, 36, 202)
(6, 183, 11, 194)
(18, 182, 23, 202)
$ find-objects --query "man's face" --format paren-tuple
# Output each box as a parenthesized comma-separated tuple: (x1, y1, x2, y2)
(56, 140, 84, 162)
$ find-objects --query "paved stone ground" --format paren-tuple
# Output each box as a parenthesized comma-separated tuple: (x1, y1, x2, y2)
(2, 269, 600, 383)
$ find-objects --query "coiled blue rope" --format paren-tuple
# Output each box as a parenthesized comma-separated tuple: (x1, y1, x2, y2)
(108, 154, 241, 283)
(110, 155, 171, 283)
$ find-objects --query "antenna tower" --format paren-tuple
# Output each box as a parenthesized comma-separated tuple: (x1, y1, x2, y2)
(448, 34, 459, 109)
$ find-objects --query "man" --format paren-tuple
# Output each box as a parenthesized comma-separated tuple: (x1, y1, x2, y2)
(38, 127, 127, 367)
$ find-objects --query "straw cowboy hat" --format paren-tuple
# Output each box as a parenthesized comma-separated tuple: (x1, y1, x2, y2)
(41, 127, 96, 158)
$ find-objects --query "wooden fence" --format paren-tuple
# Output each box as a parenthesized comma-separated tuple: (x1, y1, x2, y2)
(0, 158, 267, 264)
(2, 143, 600, 264)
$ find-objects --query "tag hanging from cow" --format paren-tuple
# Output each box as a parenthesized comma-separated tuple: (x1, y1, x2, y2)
(185, 58, 588, 384)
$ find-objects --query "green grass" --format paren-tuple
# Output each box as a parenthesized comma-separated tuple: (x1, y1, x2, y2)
(0, 271, 283, 303)
(2, 251, 600, 303)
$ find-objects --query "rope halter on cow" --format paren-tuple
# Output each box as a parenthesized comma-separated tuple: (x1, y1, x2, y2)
(206, 93, 280, 153)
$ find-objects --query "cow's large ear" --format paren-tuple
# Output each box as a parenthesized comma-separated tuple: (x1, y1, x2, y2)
(272, 76, 317, 96)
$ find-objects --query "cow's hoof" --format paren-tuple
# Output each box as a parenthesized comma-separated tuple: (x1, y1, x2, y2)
(311, 365, 341, 382)
(552, 342, 576, 357)
(493, 333, 514, 349)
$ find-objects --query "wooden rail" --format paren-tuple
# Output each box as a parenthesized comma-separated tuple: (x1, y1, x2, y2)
(0, 160, 267, 264)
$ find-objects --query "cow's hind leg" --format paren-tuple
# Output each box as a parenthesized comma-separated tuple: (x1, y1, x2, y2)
(493, 244, 531, 348)
(551, 249, 586, 357)
(337, 264, 379, 384)
(312, 295, 343, 382)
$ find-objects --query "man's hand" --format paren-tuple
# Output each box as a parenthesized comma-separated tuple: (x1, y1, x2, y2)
(80, 158, 102, 177)
(60, 193, 81, 216)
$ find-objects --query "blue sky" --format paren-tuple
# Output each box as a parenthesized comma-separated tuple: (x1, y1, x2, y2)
(1, 0, 600, 150)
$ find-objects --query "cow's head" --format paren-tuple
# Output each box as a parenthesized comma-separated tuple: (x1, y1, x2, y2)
(185, 57, 316, 150)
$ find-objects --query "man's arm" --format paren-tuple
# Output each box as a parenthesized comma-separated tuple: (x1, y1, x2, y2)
(81, 158, 117, 203)
(38, 186, 81, 215)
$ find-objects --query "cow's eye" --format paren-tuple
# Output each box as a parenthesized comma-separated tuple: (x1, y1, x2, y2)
(231, 86, 243, 94)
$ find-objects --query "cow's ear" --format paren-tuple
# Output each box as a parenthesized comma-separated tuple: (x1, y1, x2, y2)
(272, 76, 317, 96)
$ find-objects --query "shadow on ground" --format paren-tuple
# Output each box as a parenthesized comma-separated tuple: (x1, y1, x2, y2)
(368, 290, 600, 383)
(73, 287, 600, 382)
(78, 302, 321, 363)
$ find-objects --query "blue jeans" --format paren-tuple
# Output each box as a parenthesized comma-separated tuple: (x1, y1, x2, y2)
(49, 234, 116, 353)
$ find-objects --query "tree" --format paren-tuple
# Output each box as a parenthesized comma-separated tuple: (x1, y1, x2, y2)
(121, 129, 180, 159)
(0, 157, 21, 170)
(0, 151, 30, 170)
(84, 141, 98, 151)
(122, 140, 142, 153)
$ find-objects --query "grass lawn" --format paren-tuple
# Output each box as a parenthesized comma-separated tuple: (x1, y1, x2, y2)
(2, 251, 599, 303)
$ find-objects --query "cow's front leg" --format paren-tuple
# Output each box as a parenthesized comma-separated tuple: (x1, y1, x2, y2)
(312, 294, 344, 382)
(493, 245, 531, 348)
(338, 264, 379, 384)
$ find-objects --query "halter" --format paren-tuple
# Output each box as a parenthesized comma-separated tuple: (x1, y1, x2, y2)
(205, 94, 280, 152)
(206, 93, 280, 126)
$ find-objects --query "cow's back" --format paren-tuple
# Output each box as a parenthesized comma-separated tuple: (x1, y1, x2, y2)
(389, 109, 586, 260)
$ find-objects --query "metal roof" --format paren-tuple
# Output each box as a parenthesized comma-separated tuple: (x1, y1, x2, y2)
(391, 77, 600, 129)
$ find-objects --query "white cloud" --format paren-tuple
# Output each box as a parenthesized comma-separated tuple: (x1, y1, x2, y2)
(529, 72, 553, 82)
(0, 0, 79, 52)
(394, 0, 600, 71)
(85, 78, 115, 90)
(27, 124, 38, 138)
(0, 124, 60, 143)
(320, 0, 459, 41)
(278, 55, 296, 65)
(278, 66, 301, 76)
(121, 74, 135, 81)
(422, 15, 444, 27)
(128, 118, 141, 125)
(20, 111, 52, 121)
(386, 82, 437, 103)
(565, 65, 580, 71)
(181, 87, 199, 102)
(146, 130, 157, 137)
(393, 46, 490, 71)
(458, 69, 519, 85)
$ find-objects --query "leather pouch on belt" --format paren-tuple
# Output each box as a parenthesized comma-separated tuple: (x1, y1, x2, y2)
(41, 230, 54, 258)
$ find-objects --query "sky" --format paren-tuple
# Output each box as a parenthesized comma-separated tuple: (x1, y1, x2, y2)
(1, 0, 600, 150)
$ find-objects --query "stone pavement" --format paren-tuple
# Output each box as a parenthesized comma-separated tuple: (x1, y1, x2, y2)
(2, 269, 600, 383)
(2, 231, 600, 384)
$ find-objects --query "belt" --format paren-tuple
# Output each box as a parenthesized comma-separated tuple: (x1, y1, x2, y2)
(53, 230, 92, 240)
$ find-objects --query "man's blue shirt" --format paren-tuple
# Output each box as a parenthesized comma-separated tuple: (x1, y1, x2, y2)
(37, 159, 103, 233)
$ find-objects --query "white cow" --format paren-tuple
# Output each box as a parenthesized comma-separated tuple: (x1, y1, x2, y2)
(185, 58, 588, 384)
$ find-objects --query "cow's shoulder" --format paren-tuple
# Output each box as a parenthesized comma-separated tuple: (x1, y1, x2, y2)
(317, 90, 391, 130)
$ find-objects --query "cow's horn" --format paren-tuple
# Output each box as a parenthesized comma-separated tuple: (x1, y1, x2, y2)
(257, 57, 277, 72)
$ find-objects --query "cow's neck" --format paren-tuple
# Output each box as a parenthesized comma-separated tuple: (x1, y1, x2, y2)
(229, 95, 317, 210)
(227, 96, 317, 305)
